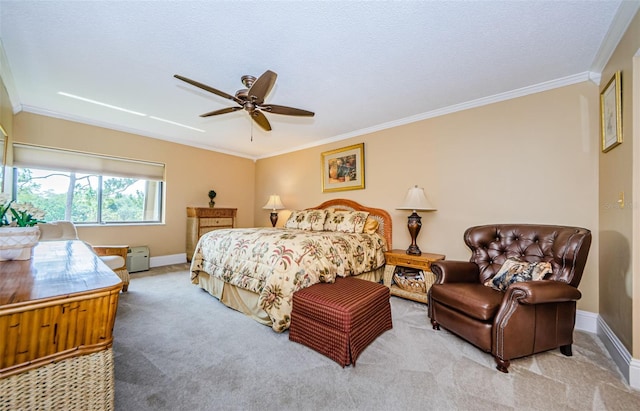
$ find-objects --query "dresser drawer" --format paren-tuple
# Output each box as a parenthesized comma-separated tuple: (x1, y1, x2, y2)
(187, 207, 236, 218)
(201, 226, 232, 236)
(386, 255, 432, 270)
(200, 217, 234, 228)
(384, 251, 445, 271)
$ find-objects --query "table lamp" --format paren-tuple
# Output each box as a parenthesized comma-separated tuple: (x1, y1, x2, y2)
(262, 194, 285, 227)
(397, 185, 436, 255)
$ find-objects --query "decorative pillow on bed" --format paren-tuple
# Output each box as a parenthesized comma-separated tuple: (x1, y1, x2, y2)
(363, 217, 379, 234)
(298, 209, 328, 231)
(323, 210, 370, 233)
(284, 210, 306, 229)
(483, 258, 552, 292)
(284, 210, 327, 230)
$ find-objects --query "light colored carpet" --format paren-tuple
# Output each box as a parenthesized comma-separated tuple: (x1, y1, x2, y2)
(113, 264, 640, 410)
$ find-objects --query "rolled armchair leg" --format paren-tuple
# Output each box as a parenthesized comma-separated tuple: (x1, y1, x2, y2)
(495, 357, 510, 373)
(560, 344, 572, 357)
(431, 319, 440, 330)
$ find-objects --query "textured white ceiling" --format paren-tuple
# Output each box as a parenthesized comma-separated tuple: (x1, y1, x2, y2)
(0, 1, 635, 159)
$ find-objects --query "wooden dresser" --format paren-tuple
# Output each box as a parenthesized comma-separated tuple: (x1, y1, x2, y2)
(0, 240, 122, 410)
(186, 207, 237, 262)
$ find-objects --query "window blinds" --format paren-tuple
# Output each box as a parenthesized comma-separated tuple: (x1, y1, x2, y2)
(12, 144, 165, 181)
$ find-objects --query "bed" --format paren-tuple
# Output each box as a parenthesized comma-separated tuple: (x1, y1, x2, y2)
(189, 199, 392, 332)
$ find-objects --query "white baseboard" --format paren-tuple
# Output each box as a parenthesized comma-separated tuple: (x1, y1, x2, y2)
(596, 315, 640, 390)
(575, 309, 598, 334)
(631, 358, 640, 390)
(149, 253, 187, 268)
(579, 310, 640, 390)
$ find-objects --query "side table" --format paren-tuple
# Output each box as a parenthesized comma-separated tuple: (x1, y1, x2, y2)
(383, 249, 445, 303)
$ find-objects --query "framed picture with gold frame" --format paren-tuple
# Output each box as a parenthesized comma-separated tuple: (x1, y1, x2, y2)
(600, 71, 622, 153)
(321, 143, 365, 193)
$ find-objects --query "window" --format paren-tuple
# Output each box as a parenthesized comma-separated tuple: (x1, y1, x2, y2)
(11, 144, 164, 224)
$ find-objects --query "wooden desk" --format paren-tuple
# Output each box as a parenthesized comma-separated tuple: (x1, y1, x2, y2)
(0, 240, 122, 409)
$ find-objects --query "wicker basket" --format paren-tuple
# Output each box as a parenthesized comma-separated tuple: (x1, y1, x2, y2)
(393, 273, 427, 293)
(0, 349, 115, 410)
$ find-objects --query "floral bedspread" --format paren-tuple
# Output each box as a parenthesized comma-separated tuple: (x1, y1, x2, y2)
(190, 227, 387, 332)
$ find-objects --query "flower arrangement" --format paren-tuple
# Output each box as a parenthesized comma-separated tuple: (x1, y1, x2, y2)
(0, 193, 46, 227)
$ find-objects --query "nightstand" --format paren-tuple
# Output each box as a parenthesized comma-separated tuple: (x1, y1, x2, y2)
(383, 249, 445, 303)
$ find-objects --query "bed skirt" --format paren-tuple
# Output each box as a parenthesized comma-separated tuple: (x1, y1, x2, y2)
(195, 266, 386, 327)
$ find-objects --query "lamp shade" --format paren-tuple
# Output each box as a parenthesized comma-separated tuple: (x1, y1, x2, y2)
(397, 185, 436, 211)
(262, 194, 285, 211)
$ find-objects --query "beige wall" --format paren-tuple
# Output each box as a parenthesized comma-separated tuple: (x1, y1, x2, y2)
(0, 80, 10, 143)
(599, 10, 640, 355)
(11, 111, 256, 257)
(0, 77, 12, 192)
(256, 81, 600, 313)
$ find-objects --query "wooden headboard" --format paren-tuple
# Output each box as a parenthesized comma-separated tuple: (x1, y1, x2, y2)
(309, 199, 392, 249)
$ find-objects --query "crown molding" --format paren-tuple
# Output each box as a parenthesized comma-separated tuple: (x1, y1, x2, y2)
(17, 67, 592, 162)
(589, 0, 640, 83)
(259, 72, 593, 159)
(20, 105, 258, 161)
(0, 38, 22, 114)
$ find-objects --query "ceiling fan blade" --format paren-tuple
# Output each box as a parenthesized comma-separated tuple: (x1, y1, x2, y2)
(174, 74, 243, 105)
(251, 110, 272, 131)
(261, 104, 315, 117)
(248, 70, 277, 104)
(200, 106, 242, 117)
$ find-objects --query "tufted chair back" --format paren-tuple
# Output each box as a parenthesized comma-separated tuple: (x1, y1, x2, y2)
(464, 224, 591, 288)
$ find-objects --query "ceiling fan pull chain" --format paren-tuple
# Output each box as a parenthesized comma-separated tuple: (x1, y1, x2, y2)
(251, 119, 253, 142)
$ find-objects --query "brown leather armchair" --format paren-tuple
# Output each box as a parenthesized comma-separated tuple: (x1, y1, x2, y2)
(428, 224, 591, 373)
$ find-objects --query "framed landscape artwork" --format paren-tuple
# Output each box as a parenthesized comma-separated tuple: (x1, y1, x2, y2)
(600, 71, 622, 153)
(321, 143, 365, 193)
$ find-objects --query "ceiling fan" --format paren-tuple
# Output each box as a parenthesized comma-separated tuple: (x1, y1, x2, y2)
(174, 70, 314, 131)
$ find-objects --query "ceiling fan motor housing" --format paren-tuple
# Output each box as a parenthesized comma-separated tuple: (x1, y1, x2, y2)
(235, 89, 249, 101)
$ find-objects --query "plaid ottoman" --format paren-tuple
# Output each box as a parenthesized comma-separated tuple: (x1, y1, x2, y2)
(289, 276, 392, 367)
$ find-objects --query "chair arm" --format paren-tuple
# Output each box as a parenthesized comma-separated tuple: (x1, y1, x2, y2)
(504, 280, 582, 304)
(92, 245, 129, 271)
(431, 260, 480, 284)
